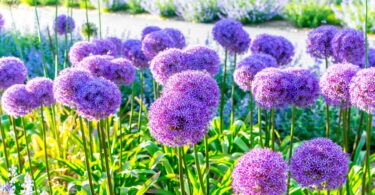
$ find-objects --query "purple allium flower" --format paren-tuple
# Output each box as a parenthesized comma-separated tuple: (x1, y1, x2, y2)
(284, 67, 320, 107)
(1, 84, 37, 117)
(234, 54, 276, 91)
(141, 26, 161, 40)
(232, 148, 288, 195)
(78, 55, 114, 78)
(142, 30, 176, 60)
(306, 25, 339, 59)
(332, 28, 365, 66)
(26, 77, 55, 107)
(320, 63, 360, 108)
(183, 45, 220, 76)
(53, 14, 75, 35)
(212, 19, 250, 54)
(290, 138, 349, 190)
(123, 39, 149, 69)
(75, 77, 121, 120)
(0, 57, 27, 91)
(53, 68, 93, 106)
(150, 48, 187, 84)
(250, 34, 295, 65)
(108, 58, 136, 85)
(92, 38, 118, 56)
(69, 41, 98, 66)
(163, 28, 186, 49)
(349, 67, 375, 114)
(0, 13, 4, 30)
(148, 94, 211, 146)
(251, 67, 293, 109)
(162, 70, 220, 110)
(368, 48, 375, 68)
(106, 37, 123, 56)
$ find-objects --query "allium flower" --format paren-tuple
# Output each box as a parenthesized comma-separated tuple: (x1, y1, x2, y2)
(163, 28, 186, 49)
(162, 70, 220, 110)
(92, 38, 118, 56)
(0, 13, 4, 30)
(106, 37, 123, 56)
(320, 63, 360, 108)
(212, 18, 250, 54)
(284, 67, 320, 107)
(251, 68, 293, 108)
(0, 57, 27, 90)
(1, 84, 37, 117)
(306, 25, 338, 59)
(142, 30, 176, 59)
(234, 54, 276, 91)
(108, 58, 136, 85)
(78, 55, 114, 78)
(331, 28, 365, 66)
(141, 26, 161, 40)
(148, 94, 211, 146)
(368, 48, 375, 68)
(232, 148, 288, 195)
(290, 138, 349, 190)
(75, 77, 121, 120)
(53, 68, 93, 106)
(123, 39, 149, 69)
(69, 41, 98, 66)
(150, 48, 187, 84)
(250, 34, 295, 65)
(26, 77, 55, 107)
(53, 14, 75, 35)
(349, 67, 375, 114)
(183, 45, 220, 76)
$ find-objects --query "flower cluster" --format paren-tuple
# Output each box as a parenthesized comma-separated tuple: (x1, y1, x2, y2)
(306, 25, 338, 59)
(0, 57, 27, 91)
(141, 26, 161, 40)
(0, 13, 4, 30)
(183, 45, 220, 76)
(123, 39, 149, 69)
(53, 14, 75, 35)
(368, 48, 375, 68)
(349, 67, 375, 114)
(1, 84, 37, 117)
(26, 77, 55, 107)
(69, 41, 98, 66)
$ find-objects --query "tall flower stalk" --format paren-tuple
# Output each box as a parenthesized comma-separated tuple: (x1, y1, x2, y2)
(99, 119, 113, 195)
(33, 0, 48, 77)
(193, 145, 206, 195)
(230, 54, 237, 125)
(54, 0, 59, 78)
(40, 106, 53, 193)
(219, 50, 228, 134)
(79, 117, 95, 194)
(21, 118, 38, 194)
(0, 108, 9, 170)
(9, 116, 22, 172)
(178, 147, 186, 195)
(286, 105, 296, 194)
(137, 70, 144, 142)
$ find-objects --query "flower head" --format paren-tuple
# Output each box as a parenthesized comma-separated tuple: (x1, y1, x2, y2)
(291, 138, 349, 190)
(92, 38, 118, 56)
(0, 57, 27, 91)
(2, 84, 37, 117)
(320, 63, 360, 108)
(232, 148, 288, 195)
(53, 14, 75, 35)
(332, 28, 365, 66)
(141, 26, 161, 40)
(368, 48, 375, 68)
(69, 41, 98, 66)
(0, 13, 4, 30)
(349, 67, 375, 114)
(306, 25, 338, 59)
(142, 30, 176, 59)
(109, 58, 136, 85)
(163, 28, 186, 49)
(78, 55, 113, 76)
(26, 77, 55, 107)
(183, 45, 220, 76)
(123, 39, 149, 69)
(106, 37, 123, 56)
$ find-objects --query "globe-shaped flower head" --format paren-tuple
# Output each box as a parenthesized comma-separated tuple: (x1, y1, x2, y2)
(212, 18, 250, 54)
(106, 37, 123, 57)
(123, 39, 149, 69)
(0, 57, 27, 91)
(284, 67, 320, 107)
(320, 63, 360, 108)
(108, 58, 136, 85)
(368, 48, 375, 68)
(163, 28, 186, 49)
(234, 54, 277, 91)
(232, 148, 288, 195)
(69, 41, 98, 66)
(251, 68, 293, 109)
(26, 77, 55, 107)
(141, 26, 161, 40)
(2, 84, 37, 117)
(332, 28, 365, 66)
(53, 14, 75, 35)
(183, 45, 220, 76)
(78, 55, 114, 77)
(349, 67, 375, 114)
(93, 38, 118, 56)
(290, 138, 349, 190)
(251, 34, 295, 65)
(307, 25, 338, 59)
(142, 30, 176, 60)
(0, 13, 4, 31)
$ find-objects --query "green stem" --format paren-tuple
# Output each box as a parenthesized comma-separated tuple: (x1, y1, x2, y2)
(271, 108, 275, 151)
(325, 105, 330, 137)
(258, 107, 263, 147)
(219, 50, 228, 134)
(286, 105, 296, 194)
(178, 147, 186, 195)
(153, 79, 157, 100)
(364, 0, 369, 69)
(97, 0, 102, 38)
(54, 0, 59, 78)
(194, 145, 206, 195)
(128, 82, 135, 133)
(79, 117, 95, 194)
(100, 120, 113, 195)
(84, 0, 90, 41)
(336, 110, 343, 144)
(96, 121, 105, 170)
(40, 106, 53, 194)
(181, 147, 192, 194)
(204, 135, 209, 195)
(342, 109, 348, 153)
(0, 109, 9, 169)
(249, 93, 253, 147)
(10, 116, 22, 172)
(137, 70, 144, 142)
(21, 118, 38, 194)
(230, 54, 237, 126)
(264, 110, 269, 147)
(352, 111, 364, 158)
(33, 0, 47, 77)
(365, 114, 372, 193)
(87, 119, 94, 161)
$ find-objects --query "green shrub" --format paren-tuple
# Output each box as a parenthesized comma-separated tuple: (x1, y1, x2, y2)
(126, 0, 145, 14)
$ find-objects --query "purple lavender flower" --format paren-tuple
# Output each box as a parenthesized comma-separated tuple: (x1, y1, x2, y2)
(75, 77, 121, 120)
(349, 67, 375, 114)
(26, 77, 55, 107)
(142, 30, 176, 60)
(162, 70, 220, 110)
(0, 13, 4, 31)
(251, 67, 293, 109)
(53, 68, 93, 106)
(53, 14, 75, 35)
(284, 67, 320, 107)
(108, 58, 136, 85)
(234, 54, 276, 91)
(331, 28, 365, 66)
(290, 138, 349, 190)
(212, 19, 250, 54)
(232, 148, 288, 195)
(106, 37, 123, 57)
(123, 39, 149, 69)
(141, 26, 161, 40)
(78, 55, 114, 78)
(148, 94, 211, 146)
(306, 25, 338, 59)
(150, 48, 187, 84)
(368, 48, 375, 68)
(92, 38, 118, 56)
(163, 28, 186, 49)
(1, 84, 37, 117)
(69, 41, 98, 66)
(0, 57, 27, 91)
(251, 34, 295, 65)
(183, 45, 220, 76)
(320, 63, 360, 108)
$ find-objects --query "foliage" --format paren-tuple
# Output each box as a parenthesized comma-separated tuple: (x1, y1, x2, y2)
(125, 0, 145, 14)
(140, 0, 176, 18)
(173, 0, 219, 23)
